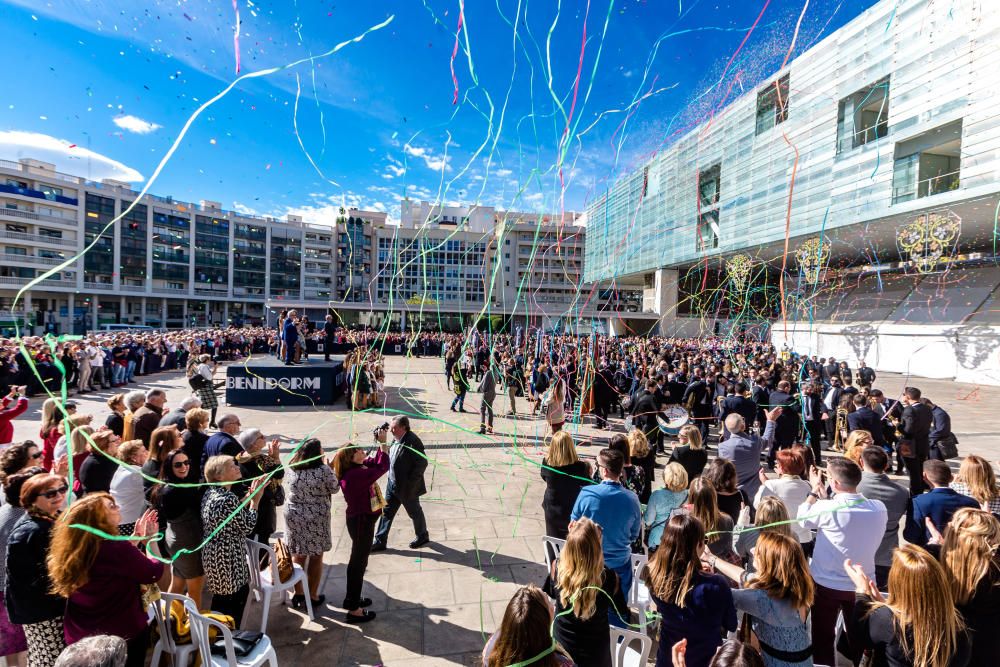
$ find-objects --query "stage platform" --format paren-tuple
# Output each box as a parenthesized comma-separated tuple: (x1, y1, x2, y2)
(225, 355, 346, 406)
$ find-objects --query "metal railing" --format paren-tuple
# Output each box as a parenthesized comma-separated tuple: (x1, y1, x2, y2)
(0, 230, 77, 247)
(892, 169, 961, 204)
(83, 281, 113, 290)
(3, 255, 71, 267)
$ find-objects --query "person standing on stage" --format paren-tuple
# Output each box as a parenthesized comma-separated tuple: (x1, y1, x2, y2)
(371, 415, 430, 551)
(323, 314, 336, 362)
(283, 310, 299, 366)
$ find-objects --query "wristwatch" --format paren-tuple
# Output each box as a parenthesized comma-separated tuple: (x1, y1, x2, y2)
(807, 492, 819, 499)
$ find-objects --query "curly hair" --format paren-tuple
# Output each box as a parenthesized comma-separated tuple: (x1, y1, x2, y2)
(47, 492, 119, 598)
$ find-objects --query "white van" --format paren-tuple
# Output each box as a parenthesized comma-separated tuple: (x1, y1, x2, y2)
(97, 324, 157, 333)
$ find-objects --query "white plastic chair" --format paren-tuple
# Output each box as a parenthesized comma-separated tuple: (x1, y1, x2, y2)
(183, 599, 278, 667)
(150, 592, 198, 667)
(610, 626, 653, 667)
(541, 535, 566, 572)
(628, 553, 652, 630)
(244, 539, 314, 632)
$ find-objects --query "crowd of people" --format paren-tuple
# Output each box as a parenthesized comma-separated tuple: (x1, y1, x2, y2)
(0, 325, 997, 667)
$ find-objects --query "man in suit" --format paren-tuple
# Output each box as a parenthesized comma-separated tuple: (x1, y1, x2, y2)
(682, 368, 712, 442)
(372, 415, 430, 550)
(322, 314, 336, 362)
(857, 360, 876, 389)
(821, 377, 845, 445)
(751, 375, 770, 432)
(283, 310, 299, 365)
(924, 398, 954, 461)
(478, 360, 498, 434)
(766, 381, 798, 467)
(632, 379, 662, 451)
(132, 389, 167, 448)
(800, 382, 828, 465)
(903, 460, 978, 546)
(847, 394, 885, 448)
(718, 407, 781, 499)
(720, 382, 757, 439)
(665, 372, 686, 406)
(823, 357, 840, 383)
(896, 386, 934, 495)
(857, 446, 909, 590)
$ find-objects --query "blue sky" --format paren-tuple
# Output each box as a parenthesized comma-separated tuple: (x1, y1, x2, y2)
(0, 0, 880, 225)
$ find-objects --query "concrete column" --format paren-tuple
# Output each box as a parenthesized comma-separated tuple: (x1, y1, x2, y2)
(67, 293, 74, 335)
(140, 297, 147, 326)
(91, 297, 98, 332)
(145, 204, 154, 291)
(650, 268, 679, 336)
(161, 298, 167, 325)
(223, 301, 229, 326)
(112, 199, 122, 290)
(182, 299, 188, 327)
(120, 295, 126, 324)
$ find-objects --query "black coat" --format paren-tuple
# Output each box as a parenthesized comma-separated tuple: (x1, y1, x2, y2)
(5, 514, 65, 624)
(720, 395, 757, 428)
(848, 406, 885, 446)
(768, 390, 799, 445)
(899, 402, 933, 458)
(631, 391, 661, 435)
(540, 460, 590, 539)
(389, 430, 428, 502)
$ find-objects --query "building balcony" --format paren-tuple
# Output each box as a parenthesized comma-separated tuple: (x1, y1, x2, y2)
(3, 254, 72, 267)
(0, 183, 78, 206)
(0, 207, 75, 225)
(892, 168, 961, 204)
(194, 288, 228, 296)
(0, 275, 69, 287)
(83, 281, 114, 290)
(119, 284, 147, 293)
(0, 230, 77, 248)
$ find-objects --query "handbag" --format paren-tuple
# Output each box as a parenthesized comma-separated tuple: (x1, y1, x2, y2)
(274, 538, 294, 583)
(935, 433, 959, 460)
(370, 482, 388, 513)
(211, 630, 264, 657)
(188, 373, 210, 391)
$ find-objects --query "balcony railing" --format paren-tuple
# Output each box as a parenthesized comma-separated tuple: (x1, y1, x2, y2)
(0, 230, 77, 247)
(119, 284, 146, 293)
(83, 281, 113, 290)
(0, 207, 75, 225)
(0, 183, 78, 206)
(194, 288, 228, 296)
(3, 254, 71, 267)
(892, 169, 961, 204)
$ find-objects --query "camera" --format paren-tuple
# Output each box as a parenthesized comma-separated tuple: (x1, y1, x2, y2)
(373, 422, 390, 436)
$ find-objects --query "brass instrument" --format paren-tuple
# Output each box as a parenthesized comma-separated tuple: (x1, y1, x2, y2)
(833, 407, 849, 452)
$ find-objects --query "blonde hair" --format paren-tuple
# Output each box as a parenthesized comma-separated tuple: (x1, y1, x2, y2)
(185, 408, 210, 431)
(87, 430, 116, 455)
(940, 508, 1000, 606)
(204, 455, 234, 483)
(662, 462, 689, 493)
(843, 430, 873, 467)
(754, 496, 793, 537)
(627, 429, 650, 460)
(545, 431, 578, 468)
(69, 425, 94, 456)
(557, 518, 605, 621)
(678, 424, 702, 450)
(41, 397, 62, 433)
(954, 455, 999, 506)
(750, 533, 814, 612)
(877, 544, 965, 667)
(59, 414, 91, 436)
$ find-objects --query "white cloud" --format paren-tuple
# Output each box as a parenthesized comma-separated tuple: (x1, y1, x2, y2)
(495, 168, 513, 177)
(0, 130, 144, 182)
(231, 201, 261, 216)
(112, 114, 162, 134)
(382, 162, 405, 179)
(403, 144, 451, 172)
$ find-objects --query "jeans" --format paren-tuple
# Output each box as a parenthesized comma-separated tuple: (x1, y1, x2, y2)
(125, 360, 136, 382)
(451, 389, 466, 410)
(374, 486, 428, 546)
(112, 363, 125, 385)
(345, 513, 377, 610)
(608, 559, 632, 628)
(211, 584, 250, 628)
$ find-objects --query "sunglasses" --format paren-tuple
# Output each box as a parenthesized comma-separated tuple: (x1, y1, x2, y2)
(29, 452, 42, 459)
(172, 460, 191, 469)
(40, 485, 69, 499)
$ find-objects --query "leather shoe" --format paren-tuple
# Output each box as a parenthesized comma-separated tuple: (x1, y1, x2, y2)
(291, 594, 306, 609)
(370, 541, 387, 552)
(345, 610, 376, 624)
(409, 535, 430, 549)
(343, 597, 373, 609)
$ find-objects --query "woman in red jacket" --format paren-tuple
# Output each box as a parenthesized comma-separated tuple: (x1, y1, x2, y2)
(0, 385, 28, 446)
(47, 493, 162, 667)
(332, 433, 390, 625)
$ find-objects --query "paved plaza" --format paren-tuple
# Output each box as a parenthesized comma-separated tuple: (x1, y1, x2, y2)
(11, 355, 1000, 666)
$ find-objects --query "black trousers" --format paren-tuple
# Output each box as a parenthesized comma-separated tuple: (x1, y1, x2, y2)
(804, 420, 824, 465)
(904, 455, 928, 496)
(594, 398, 609, 428)
(345, 513, 377, 610)
(324, 337, 333, 361)
(211, 583, 250, 628)
(374, 490, 428, 545)
(480, 397, 495, 428)
(125, 625, 150, 667)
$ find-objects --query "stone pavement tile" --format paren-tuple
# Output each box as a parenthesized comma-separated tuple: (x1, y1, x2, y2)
(508, 562, 547, 587)
(387, 570, 457, 610)
(321, 572, 392, 613)
(450, 565, 520, 604)
(423, 603, 494, 657)
(462, 536, 539, 568)
(390, 652, 483, 667)
(339, 607, 425, 664)
(443, 516, 499, 540)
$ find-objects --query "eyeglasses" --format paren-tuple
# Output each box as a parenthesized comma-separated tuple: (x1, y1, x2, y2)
(39, 485, 69, 499)
(29, 452, 42, 459)
(173, 460, 191, 469)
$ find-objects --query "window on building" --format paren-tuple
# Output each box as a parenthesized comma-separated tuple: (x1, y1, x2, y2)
(755, 73, 790, 135)
(696, 211, 720, 251)
(891, 119, 962, 204)
(5, 247, 27, 256)
(5, 224, 27, 233)
(837, 76, 890, 153)
(698, 164, 721, 207)
(38, 228, 62, 239)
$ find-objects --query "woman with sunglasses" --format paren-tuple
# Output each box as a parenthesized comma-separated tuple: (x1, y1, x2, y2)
(0, 468, 43, 667)
(152, 449, 205, 607)
(0, 441, 44, 490)
(5, 473, 71, 666)
(48, 494, 162, 667)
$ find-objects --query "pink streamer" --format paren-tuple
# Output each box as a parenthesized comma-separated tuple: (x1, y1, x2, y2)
(232, 0, 242, 74)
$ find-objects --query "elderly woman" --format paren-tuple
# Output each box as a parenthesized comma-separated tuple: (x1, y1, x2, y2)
(284, 438, 339, 608)
(186, 354, 219, 428)
(1, 469, 43, 667)
(6, 473, 71, 666)
(153, 449, 205, 606)
(201, 455, 267, 626)
(109, 440, 148, 535)
(237, 428, 285, 545)
(103, 394, 126, 438)
(48, 494, 161, 667)
(78, 430, 121, 496)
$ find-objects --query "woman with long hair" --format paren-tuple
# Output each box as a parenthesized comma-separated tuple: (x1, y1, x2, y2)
(950, 455, 1000, 514)
(644, 514, 736, 667)
(285, 438, 339, 609)
(540, 430, 591, 539)
(152, 448, 205, 607)
(0, 468, 43, 667)
(142, 425, 182, 496)
(333, 437, 390, 623)
(6, 473, 71, 665)
(0, 441, 43, 486)
(482, 584, 573, 667)
(687, 477, 737, 562)
(48, 494, 162, 667)
(707, 533, 814, 666)
(39, 397, 65, 471)
(937, 508, 1000, 666)
(544, 376, 566, 433)
(543, 517, 626, 667)
(846, 544, 970, 667)
(702, 458, 748, 525)
(842, 430, 873, 469)
(629, 427, 655, 504)
(104, 394, 126, 438)
(645, 462, 689, 551)
(201, 455, 267, 626)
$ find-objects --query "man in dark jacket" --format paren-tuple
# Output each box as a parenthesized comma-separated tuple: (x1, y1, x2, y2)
(372, 415, 430, 550)
(924, 398, 954, 461)
(201, 413, 244, 471)
(766, 381, 799, 467)
(632, 379, 663, 451)
(720, 382, 757, 439)
(283, 310, 299, 365)
(131, 389, 167, 448)
(847, 394, 885, 448)
(800, 382, 828, 465)
(903, 460, 978, 545)
(681, 369, 712, 441)
(897, 386, 933, 495)
(857, 360, 876, 389)
(323, 314, 336, 362)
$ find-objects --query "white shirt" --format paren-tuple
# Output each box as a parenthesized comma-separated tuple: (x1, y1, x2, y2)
(755, 475, 814, 543)
(110, 464, 148, 524)
(797, 492, 887, 591)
